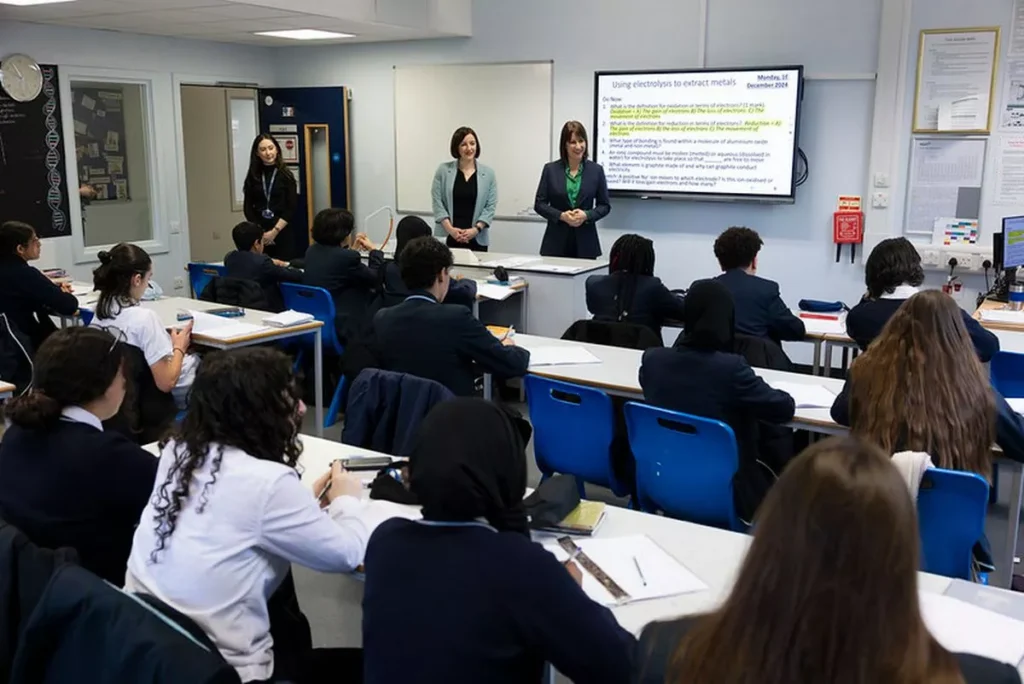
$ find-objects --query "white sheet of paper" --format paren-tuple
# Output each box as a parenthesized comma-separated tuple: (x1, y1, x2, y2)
(769, 381, 836, 408)
(475, 282, 516, 301)
(482, 256, 542, 269)
(544, 535, 708, 607)
(920, 591, 1024, 667)
(979, 309, 1024, 324)
(187, 310, 268, 340)
(1007, 398, 1024, 416)
(526, 345, 601, 367)
(449, 248, 481, 265)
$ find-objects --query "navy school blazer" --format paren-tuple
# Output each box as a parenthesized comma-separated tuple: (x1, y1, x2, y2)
(586, 274, 685, 338)
(534, 160, 611, 259)
(715, 269, 805, 343)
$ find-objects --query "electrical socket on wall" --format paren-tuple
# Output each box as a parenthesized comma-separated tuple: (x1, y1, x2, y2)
(871, 191, 889, 208)
(173, 276, 185, 290)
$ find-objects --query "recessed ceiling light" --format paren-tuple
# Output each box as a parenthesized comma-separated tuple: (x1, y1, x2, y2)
(254, 29, 354, 40)
(0, 0, 78, 5)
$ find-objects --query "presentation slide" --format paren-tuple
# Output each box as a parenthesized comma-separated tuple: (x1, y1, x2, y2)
(593, 67, 803, 201)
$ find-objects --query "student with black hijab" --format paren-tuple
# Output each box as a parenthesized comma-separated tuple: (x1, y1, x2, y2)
(362, 398, 634, 684)
(640, 279, 796, 523)
(378, 216, 477, 309)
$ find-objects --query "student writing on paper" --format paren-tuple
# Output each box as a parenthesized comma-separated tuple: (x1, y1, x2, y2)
(431, 126, 497, 252)
(586, 233, 685, 338)
(0, 327, 156, 587)
(125, 348, 371, 684)
(640, 280, 795, 523)
(376, 215, 476, 310)
(366, 237, 529, 396)
(224, 221, 302, 312)
(632, 436, 1021, 684)
(846, 238, 998, 361)
(363, 398, 634, 684)
(301, 207, 383, 342)
(0, 220, 79, 350)
(90, 243, 198, 418)
(713, 227, 805, 344)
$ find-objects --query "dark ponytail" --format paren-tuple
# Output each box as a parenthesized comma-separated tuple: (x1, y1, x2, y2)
(608, 234, 656, 321)
(0, 221, 36, 257)
(4, 327, 126, 430)
(93, 242, 152, 319)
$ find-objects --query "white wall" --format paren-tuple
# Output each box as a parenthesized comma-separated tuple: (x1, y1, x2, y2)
(274, 0, 883, 358)
(0, 22, 275, 291)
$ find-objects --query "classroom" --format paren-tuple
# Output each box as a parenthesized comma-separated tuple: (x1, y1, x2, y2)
(3, 0, 1024, 681)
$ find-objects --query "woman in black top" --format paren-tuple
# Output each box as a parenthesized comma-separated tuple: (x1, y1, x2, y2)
(633, 436, 1020, 684)
(586, 233, 685, 337)
(430, 126, 498, 252)
(0, 326, 157, 586)
(242, 134, 298, 261)
(0, 220, 79, 350)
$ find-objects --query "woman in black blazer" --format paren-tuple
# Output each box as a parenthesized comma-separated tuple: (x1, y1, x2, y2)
(633, 436, 1021, 684)
(0, 327, 157, 586)
(242, 133, 298, 260)
(534, 121, 611, 259)
(0, 221, 79, 350)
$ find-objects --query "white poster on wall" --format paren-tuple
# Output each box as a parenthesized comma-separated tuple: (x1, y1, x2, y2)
(1000, 60, 1024, 131)
(904, 138, 987, 236)
(1011, 0, 1024, 56)
(913, 29, 999, 133)
(994, 134, 1024, 205)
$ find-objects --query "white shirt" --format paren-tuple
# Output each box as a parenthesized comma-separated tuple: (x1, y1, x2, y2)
(91, 302, 199, 390)
(124, 441, 371, 682)
(60, 405, 103, 431)
(879, 284, 920, 300)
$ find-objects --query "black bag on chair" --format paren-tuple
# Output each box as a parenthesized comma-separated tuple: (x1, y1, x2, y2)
(524, 475, 581, 529)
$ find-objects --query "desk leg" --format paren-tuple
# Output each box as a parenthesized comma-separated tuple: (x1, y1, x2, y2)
(811, 339, 822, 376)
(545, 664, 556, 684)
(482, 372, 493, 401)
(823, 342, 834, 378)
(998, 461, 1024, 588)
(472, 299, 480, 319)
(520, 288, 528, 334)
(314, 328, 324, 438)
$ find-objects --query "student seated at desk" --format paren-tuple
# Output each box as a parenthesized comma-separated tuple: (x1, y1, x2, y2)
(0, 327, 156, 586)
(378, 215, 477, 310)
(367, 237, 529, 396)
(713, 226, 804, 343)
(302, 207, 384, 342)
(91, 243, 198, 411)
(633, 436, 1021, 684)
(125, 348, 371, 684)
(640, 279, 796, 523)
(363, 398, 635, 684)
(847, 237, 998, 361)
(585, 233, 685, 337)
(0, 220, 79, 350)
(224, 221, 302, 312)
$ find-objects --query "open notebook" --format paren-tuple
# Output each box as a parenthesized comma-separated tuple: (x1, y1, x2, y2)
(921, 589, 1024, 667)
(187, 310, 269, 341)
(526, 345, 601, 367)
(769, 380, 837, 408)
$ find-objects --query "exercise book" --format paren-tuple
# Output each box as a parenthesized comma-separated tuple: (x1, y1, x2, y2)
(187, 310, 268, 341)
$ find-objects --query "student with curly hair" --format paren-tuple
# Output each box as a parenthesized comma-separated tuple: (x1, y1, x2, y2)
(0, 326, 156, 586)
(713, 226, 804, 343)
(847, 237, 998, 360)
(125, 347, 371, 683)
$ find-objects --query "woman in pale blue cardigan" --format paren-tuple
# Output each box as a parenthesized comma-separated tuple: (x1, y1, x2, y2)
(431, 126, 498, 252)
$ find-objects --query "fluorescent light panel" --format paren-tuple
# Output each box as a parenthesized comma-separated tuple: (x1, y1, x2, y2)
(0, 0, 78, 5)
(254, 29, 354, 40)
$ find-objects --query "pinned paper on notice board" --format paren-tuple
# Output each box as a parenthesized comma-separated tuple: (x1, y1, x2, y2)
(837, 195, 862, 211)
(932, 217, 979, 246)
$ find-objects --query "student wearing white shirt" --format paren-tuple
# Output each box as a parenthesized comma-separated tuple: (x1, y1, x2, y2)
(125, 347, 370, 683)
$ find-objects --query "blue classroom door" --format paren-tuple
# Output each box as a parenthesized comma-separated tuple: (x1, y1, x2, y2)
(258, 87, 352, 260)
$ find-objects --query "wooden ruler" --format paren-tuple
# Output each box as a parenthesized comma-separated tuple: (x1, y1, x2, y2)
(557, 536, 630, 602)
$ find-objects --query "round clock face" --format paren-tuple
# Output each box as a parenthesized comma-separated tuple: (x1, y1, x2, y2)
(0, 54, 43, 103)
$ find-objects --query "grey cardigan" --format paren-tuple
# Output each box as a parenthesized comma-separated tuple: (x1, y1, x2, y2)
(430, 161, 498, 247)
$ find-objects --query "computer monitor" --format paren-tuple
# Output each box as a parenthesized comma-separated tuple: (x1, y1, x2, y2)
(1003, 215, 1024, 269)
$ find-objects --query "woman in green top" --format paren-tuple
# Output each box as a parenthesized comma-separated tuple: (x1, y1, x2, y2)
(534, 121, 612, 259)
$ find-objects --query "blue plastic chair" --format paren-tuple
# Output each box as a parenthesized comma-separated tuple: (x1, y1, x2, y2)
(79, 309, 94, 326)
(523, 375, 629, 497)
(279, 283, 346, 428)
(917, 467, 989, 580)
(988, 351, 1024, 503)
(187, 263, 227, 299)
(623, 402, 744, 532)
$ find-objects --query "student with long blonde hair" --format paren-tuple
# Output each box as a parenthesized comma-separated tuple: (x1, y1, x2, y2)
(633, 437, 1020, 684)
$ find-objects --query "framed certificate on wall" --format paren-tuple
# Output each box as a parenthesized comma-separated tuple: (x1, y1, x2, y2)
(913, 27, 1000, 134)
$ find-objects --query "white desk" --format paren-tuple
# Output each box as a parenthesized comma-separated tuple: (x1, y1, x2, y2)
(504, 333, 1021, 587)
(0, 381, 15, 400)
(791, 312, 857, 377)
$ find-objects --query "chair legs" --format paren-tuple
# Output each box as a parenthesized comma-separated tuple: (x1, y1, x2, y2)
(325, 376, 347, 429)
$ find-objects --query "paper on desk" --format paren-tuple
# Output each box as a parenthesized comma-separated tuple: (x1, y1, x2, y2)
(544, 535, 708, 606)
(769, 381, 836, 408)
(527, 345, 601, 367)
(188, 310, 268, 340)
(920, 590, 1024, 667)
(71, 283, 95, 297)
(449, 248, 481, 265)
(482, 256, 542, 269)
(798, 314, 848, 336)
(1007, 398, 1024, 416)
(979, 308, 1024, 324)
(475, 282, 516, 301)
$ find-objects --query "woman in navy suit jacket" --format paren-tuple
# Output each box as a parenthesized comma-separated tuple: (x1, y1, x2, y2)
(534, 121, 611, 259)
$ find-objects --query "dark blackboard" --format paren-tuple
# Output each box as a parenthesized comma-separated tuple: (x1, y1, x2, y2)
(0, 64, 70, 239)
(72, 86, 130, 202)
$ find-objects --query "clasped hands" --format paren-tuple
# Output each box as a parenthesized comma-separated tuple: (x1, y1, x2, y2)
(560, 209, 588, 228)
(448, 227, 480, 244)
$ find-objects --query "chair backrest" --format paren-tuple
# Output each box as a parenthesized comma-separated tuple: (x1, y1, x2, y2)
(279, 282, 342, 352)
(561, 319, 662, 350)
(917, 467, 989, 580)
(624, 401, 742, 531)
(991, 351, 1024, 398)
(523, 375, 624, 493)
(186, 263, 226, 299)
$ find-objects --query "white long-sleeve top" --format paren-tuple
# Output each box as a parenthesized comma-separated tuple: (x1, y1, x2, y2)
(125, 440, 371, 682)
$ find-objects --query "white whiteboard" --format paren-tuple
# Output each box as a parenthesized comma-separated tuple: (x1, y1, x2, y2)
(394, 62, 553, 221)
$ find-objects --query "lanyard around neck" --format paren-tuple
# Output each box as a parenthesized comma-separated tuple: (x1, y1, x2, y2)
(262, 168, 278, 206)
